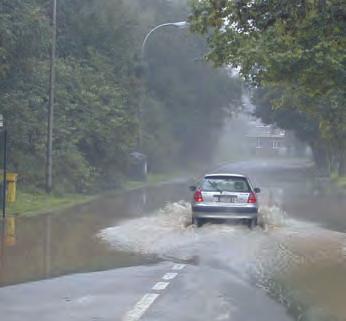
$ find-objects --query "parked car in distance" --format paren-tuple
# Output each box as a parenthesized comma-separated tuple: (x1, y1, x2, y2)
(190, 173, 260, 228)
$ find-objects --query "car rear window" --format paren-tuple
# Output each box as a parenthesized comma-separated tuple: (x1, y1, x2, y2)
(201, 176, 250, 193)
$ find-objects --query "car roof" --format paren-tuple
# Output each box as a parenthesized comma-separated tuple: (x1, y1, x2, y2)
(204, 173, 247, 178)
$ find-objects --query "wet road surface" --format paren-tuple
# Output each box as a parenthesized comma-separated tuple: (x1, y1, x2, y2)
(1, 159, 346, 321)
(0, 182, 186, 286)
(0, 262, 293, 321)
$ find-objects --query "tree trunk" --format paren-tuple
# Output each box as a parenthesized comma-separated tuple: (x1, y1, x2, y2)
(318, 0, 326, 12)
(337, 150, 346, 176)
(311, 142, 329, 175)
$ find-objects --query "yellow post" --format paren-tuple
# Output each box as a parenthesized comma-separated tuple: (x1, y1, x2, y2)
(0, 172, 18, 203)
(6, 173, 17, 203)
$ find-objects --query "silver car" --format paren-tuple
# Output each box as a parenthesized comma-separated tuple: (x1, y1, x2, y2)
(190, 173, 260, 228)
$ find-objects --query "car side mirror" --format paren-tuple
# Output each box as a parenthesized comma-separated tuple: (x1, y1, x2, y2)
(189, 185, 197, 192)
(254, 187, 261, 193)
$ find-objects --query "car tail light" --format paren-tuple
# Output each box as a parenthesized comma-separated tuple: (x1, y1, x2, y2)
(247, 192, 257, 204)
(194, 190, 204, 202)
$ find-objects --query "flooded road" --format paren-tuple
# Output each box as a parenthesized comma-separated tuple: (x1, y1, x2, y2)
(1, 159, 346, 321)
(0, 182, 187, 286)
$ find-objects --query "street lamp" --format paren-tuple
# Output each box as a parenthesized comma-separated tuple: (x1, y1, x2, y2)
(137, 20, 189, 159)
(136, 21, 189, 180)
(0, 115, 7, 219)
(141, 21, 189, 58)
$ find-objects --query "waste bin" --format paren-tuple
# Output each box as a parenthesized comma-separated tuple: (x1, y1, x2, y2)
(129, 152, 147, 181)
(0, 172, 18, 203)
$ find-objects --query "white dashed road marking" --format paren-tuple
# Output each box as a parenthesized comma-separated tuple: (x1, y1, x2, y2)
(172, 264, 186, 270)
(123, 293, 160, 321)
(152, 282, 169, 291)
(162, 272, 178, 281)
(122, 264, 186, 321)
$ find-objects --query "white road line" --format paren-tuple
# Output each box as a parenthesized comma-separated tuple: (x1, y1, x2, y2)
(162, 272, 178, 281)
(152, 282, 170, 291)
(123, 265, 186, 320)
(123, 293, 160, 321)
(172, 264, 186, 271)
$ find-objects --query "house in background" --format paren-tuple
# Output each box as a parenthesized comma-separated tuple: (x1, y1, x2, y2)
(246, 120, 288, 156)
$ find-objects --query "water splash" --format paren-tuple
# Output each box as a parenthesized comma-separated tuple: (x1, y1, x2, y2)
(98, 201, 346, 320)
(98, 201, 310, 277)
(99, 201, 197, 259)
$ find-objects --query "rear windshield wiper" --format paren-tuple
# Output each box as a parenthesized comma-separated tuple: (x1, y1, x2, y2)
(208, 180, 223, 193)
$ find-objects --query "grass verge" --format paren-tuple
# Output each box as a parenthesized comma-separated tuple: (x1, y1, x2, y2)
(334, 176, 346, 189)
(7, 192, 96, 217)
(7, 171, 189, 217)
(124, 171, 184, 190)
(330, 172, 346, 190)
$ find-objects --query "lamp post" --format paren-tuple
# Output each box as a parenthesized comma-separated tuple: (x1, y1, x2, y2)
(138, 20, 189, 155)
(141, 21, 189, 59)
(46, 0, 57, 193)
(136, 21, 189, 180)
(0, 115, 7, 219)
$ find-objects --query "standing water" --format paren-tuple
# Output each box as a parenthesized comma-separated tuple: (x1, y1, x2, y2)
(1, 159, 346, 321)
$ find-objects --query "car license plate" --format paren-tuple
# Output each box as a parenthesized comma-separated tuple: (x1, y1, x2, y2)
(215, 195, 237, 203)
(226, 196, 237, 203)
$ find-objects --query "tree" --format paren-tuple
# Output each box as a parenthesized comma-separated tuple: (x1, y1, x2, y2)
(139, 0, 243, 168)
(0, 0, 50, 83)
(0, 0, 244, 192)
(0, 0, 140, 191)
(252, 87, 329, 171)
(190, 0, 346, 174)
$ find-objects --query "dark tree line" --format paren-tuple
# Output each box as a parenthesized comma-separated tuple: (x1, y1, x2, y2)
(190, 0, 346, 175)
(0, 0, 242, 192)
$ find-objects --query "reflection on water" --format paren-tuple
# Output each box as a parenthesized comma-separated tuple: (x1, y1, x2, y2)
(0, 183, 187, 287)
(99, 160, 346, 321)
(0, 216, 17, 279)
(0, 216, 16, 251)
(100, 200, 346, 321)
(1, 160, 346, 321)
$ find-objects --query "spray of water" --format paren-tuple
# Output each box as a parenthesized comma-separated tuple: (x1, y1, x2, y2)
(98, 201, 312, 278)
(98, 201, 346, 320)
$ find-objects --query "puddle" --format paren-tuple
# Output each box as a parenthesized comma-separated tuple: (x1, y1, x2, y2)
(0, 183, 188, 286)
(2, 159, 346, 321)
(99, 197, 346, 321)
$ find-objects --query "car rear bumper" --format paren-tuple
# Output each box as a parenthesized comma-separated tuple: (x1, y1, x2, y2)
(192, 205, 258, 220)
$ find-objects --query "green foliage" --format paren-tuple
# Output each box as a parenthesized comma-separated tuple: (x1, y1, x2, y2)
(252, 87, 330, 171)
(7, 190, 93, 216)
(0, 0, 243, 193)
(0, 0, 49, 82)
(142, 0, 242, 167)
(1, 0, 140, 192)
(190, 0, 346, 174)
(253, 87, 320, 144)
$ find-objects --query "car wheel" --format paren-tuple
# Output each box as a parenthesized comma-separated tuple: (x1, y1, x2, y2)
(192, 217, 203, 227)
(248, 218, 257, 229)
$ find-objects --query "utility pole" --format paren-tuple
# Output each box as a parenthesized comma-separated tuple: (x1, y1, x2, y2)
(0, 115, 7, 219)
(46, 0, 57, 193)
(2, 130, 7, 219)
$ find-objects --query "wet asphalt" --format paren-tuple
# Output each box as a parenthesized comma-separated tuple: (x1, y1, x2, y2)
(0, 158, 346, 321)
